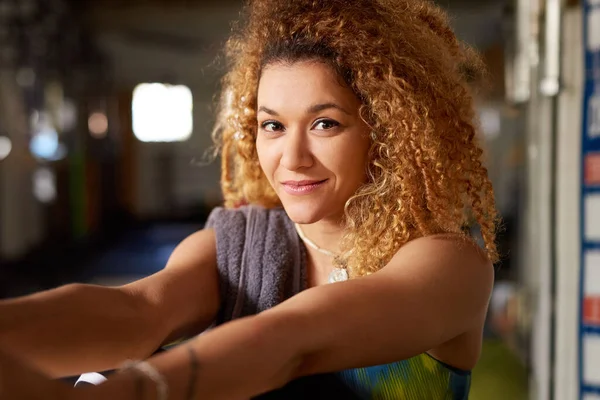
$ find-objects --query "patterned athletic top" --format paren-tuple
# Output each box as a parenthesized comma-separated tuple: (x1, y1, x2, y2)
(258, 352, 470, 400)
(335, 353, 470, 399)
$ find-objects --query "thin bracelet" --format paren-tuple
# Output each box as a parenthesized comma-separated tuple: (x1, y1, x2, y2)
(186, 346, 200, 400)
(121, 360, 169, 400)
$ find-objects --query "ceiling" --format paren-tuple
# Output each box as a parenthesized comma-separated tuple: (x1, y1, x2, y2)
(78, 0, 508, 50)
(75, 0, 508, 87)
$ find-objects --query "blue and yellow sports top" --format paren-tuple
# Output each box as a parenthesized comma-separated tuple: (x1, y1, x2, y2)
(259, 352, 470, 399)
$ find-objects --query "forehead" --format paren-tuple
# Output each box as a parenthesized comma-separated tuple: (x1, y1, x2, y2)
(257, 61, 359, 111)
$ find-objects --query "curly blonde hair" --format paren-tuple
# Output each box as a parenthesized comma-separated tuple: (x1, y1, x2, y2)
(213, 0, 499, 277)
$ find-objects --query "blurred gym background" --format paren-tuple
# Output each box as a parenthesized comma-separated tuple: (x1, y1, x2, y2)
(0, 0, 596, 399)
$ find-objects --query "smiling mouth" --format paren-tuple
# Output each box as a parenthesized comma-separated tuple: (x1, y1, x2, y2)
(281, 179, 328, 194)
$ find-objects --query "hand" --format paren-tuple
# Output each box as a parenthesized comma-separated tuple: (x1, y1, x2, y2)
(0, 347, 73, 400)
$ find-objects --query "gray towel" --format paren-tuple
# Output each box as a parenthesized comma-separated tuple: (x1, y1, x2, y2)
(206, 205, 307, 324)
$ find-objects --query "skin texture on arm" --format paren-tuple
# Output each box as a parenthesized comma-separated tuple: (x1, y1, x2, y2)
(0, 283, 158, 378)
(284, 235, 493, 375)
(0, 347, 71, 399)
(0, 229, 219, 378)
(80, 234, 492, 400)
(122, 229, 220, 346)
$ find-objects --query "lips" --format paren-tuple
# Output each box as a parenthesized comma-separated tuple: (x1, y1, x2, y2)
(282, 180, 326, 186)
(280, 179, 327, 195)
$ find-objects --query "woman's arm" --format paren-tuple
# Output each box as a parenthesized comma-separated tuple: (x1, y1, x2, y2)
(0, 229, 220, 378)
(78, 234, 493, 400)
(0, 347, 71, 399)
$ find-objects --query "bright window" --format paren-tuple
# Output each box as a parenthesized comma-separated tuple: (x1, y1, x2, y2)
(132, 83, 193, 142)
(0, 136, 11, 161)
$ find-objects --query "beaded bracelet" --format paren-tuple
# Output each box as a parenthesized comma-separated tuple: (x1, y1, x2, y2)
(121, 360, 169, 400)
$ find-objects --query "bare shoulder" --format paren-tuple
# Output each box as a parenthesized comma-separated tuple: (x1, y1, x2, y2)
(165, 228, 218, 270)
(392, 234, 491, 267)
(385, 234, 494, 367)
(383, 234, 494, 307)
(121, 228, 220, 343)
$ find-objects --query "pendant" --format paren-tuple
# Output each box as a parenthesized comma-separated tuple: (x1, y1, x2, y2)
(328, 268, 349, 284)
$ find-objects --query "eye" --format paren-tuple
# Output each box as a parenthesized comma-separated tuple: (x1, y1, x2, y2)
(312, 119, 340, 130)
(260, 120, 284, 132)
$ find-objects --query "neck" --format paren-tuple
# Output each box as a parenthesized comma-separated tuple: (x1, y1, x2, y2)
(296, 219, 345, 256)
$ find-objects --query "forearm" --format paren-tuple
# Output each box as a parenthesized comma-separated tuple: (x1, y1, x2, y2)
(83, 313, 305, 400)
(0, 284, 163, 378)
(0, 346, 70, 399)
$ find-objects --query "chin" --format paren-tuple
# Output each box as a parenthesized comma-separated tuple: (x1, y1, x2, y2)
(279, 199, 326, 224)
(279, 197, 343, 225)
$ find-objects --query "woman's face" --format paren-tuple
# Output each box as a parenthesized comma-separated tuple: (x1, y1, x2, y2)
(256, 60, 371, 224)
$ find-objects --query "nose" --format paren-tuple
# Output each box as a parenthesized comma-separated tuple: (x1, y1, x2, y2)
(280, 128, 313, 171)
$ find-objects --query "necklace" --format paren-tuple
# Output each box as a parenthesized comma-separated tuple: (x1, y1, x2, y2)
(294, 223, 349, 283)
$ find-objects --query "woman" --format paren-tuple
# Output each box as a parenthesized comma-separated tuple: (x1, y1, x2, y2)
(0, 0, 498, 398)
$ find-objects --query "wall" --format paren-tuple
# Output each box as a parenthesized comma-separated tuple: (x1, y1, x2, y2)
(87, 4, 238, 217)
(0, 72, 45, 259)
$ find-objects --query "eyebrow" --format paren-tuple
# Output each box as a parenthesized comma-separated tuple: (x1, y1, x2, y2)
(257, 102, 351, 116)
(308, 103, 351, 115)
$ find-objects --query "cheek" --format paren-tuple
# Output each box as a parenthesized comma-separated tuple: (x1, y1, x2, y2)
(346, 137, 370, 167)
(256, 141, 275, 178)
(323, 140, 369, 185)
